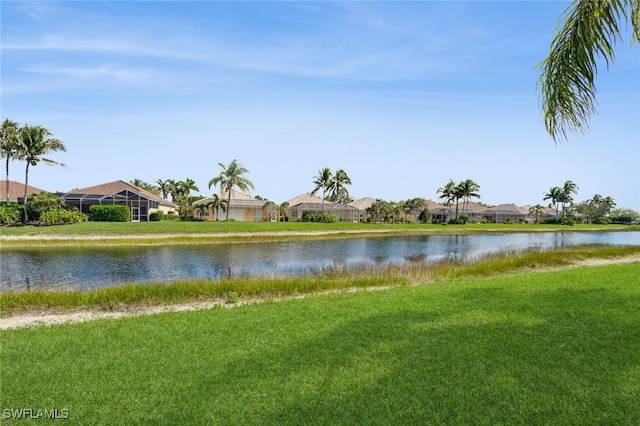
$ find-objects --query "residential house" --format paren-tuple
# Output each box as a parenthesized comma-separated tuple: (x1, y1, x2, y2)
(60, 180, 177, 222)
(482, 204, 528, 223)
(193, 190, 266, 221)
(0, 180, 47, 203)
(286, 193, 360, 222)
(348, 197, 376, 222)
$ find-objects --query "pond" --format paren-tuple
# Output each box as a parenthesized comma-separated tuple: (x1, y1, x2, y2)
(2, 231, 639, 291)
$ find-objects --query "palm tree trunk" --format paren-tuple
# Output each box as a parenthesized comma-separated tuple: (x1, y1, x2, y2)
(23, 162, 30, 223)
(226, 190, 231, 221)
(5, 157, 10, 202)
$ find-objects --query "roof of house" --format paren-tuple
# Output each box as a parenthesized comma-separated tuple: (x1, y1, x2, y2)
(349, 197, 376, 210)
(286, 193, 329, 206)
(483, 204, 528, 215)
(424, 200, 446, 211)
(194, 190, 265, 208)
(286, 193, 358, 211)
(0, 180, 48, 202)
(61, 180, 177, 208)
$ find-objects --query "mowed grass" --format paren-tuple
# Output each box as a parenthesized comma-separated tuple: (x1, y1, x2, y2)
(1, 219, 636, 238)
(2, 263, 639, 425)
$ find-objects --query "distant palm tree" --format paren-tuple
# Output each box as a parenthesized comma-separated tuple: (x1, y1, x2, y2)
(18, 125, 66, 223)
(130, 178, 145, 188)
(1, 119, 21, 202)
(328, 169, 352, 204)
(437, 180, 458, 220)
(155, 179, 172, 199)
(171, 178, 199, 218)
(562, 180, 579, 208)
(528, 204, 545, 224)
(543, 186, 564, 218)
(209, 159, 254, 221)
(457, 179, 481, 215)
(262, 200, 278, 222)
(206, 194, 228, 221)
(196, 203, 209, 219)
(279, 201, 290, 222)
(311, 167, 333, 212)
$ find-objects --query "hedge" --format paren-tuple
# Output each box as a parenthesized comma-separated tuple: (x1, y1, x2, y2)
(89, 204, 131, 222)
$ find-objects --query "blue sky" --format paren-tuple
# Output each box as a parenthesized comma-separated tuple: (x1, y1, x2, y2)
(2, 1, 639, 210)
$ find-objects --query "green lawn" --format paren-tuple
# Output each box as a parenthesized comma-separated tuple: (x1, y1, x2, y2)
(0, 220, 636, 245)
(2, 263, 639, 425)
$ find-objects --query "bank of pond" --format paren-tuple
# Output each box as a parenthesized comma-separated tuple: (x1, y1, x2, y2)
(2, 231, 639, 291)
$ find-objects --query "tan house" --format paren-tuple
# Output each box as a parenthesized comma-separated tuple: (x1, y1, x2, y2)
(193, 190, 266, 221)
(286, 193, 360, 222)
(431, 200, 485, 223)
(0, 180, 47, 203)
(349, 197, 376, 222)
(60, 180, 177, 222)
(482, 204, 529, 223)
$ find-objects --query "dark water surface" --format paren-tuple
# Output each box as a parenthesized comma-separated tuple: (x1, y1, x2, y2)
(2, 231, 639, 291)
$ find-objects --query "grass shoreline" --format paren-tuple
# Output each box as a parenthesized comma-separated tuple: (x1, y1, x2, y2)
(1, 222, 637, 247)
(2, 244, 639, 319)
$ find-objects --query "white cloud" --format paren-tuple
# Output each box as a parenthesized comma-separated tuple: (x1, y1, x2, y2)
(19, 64, 148, 81)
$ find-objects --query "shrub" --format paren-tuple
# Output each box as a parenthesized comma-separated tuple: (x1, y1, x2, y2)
(301, 212, 337, 223)
(149, 211, 164, 221)
(26, 192, 65, 221)
(0, 203, 22, 225)
(163, 211, 179, 221)
(89, 205, 130, 222)
(418, 210, 431, 224)
(39, 209, 87, 225)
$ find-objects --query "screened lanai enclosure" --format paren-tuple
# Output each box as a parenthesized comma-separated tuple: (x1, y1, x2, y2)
(60, 180, 176, 222)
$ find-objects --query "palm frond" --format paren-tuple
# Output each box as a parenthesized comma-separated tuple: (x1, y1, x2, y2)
(538, 0, 634, 142)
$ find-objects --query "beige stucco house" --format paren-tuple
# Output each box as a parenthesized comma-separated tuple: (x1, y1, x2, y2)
(193, 190, 266, 221)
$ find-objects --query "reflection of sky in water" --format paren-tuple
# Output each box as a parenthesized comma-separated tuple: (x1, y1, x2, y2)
(2, 231, 639, 291)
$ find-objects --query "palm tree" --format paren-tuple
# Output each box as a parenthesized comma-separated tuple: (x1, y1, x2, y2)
(206, 194, 228, 221)
(328, 169, 352, 204)
(561, 180, 579, 213)
(1, 119, 21, 202)
(529, 204, 545, 224)
(543, 186, 564, 218)
(196, 203, 209, 219)
(130, 178, 145, 188)
(208, 159, 254, 221)
(437, 179, 459, 220)
(279, 201, 290, 222)
(310, 167, 333, 212)
(171, 178, 199, 218)
(457, 179, 481, 215)
(262, 200, 278, 222)
(18, 125, 66, 223)
(538, 0, 639, 142)
(155, 179, 172, 199)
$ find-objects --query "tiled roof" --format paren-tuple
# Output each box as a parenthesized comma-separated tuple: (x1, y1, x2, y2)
(349, 197, 376, 210)
(0, 180, 47, 202)
(483, 204, 527, 214)
(62, 180, 176, 208)
(286, 193, 332, 207)
(194, 190, 265, 208)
